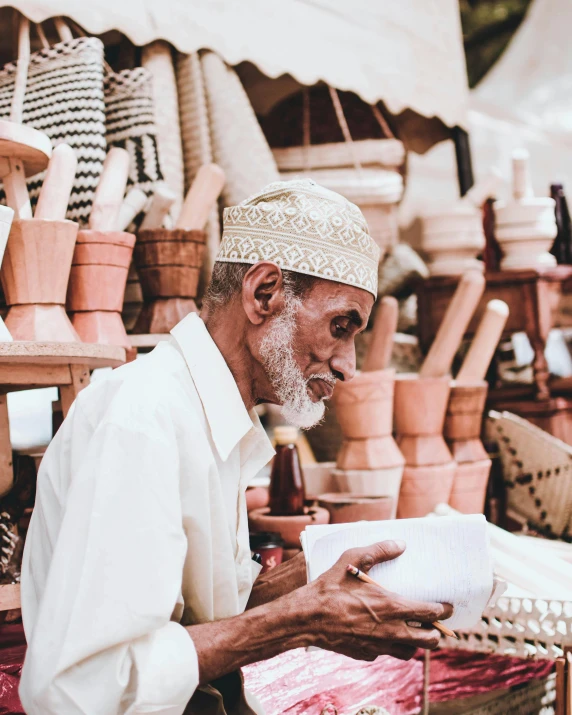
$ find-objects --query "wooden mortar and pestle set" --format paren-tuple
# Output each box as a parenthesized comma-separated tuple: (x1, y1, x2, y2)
(323, 296, 404, 522)
(133, 163, 226, 334)
(394, 270, 509, 517)
(66, 147, 139, 356)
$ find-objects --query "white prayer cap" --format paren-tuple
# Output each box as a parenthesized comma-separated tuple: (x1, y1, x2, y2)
(217, 179, 379, 298)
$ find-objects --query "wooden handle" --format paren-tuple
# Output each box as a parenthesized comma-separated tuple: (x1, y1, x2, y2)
(89, 147, 130, 231)
(140, 183, 177, 230)
(419, 270, 485, 378)
(117, 188, 147, 231)
(456, 300, 509, 383)
(512, 149, 533, 200)
(35, 143, 77, 220)
(175, 164, 225, 230)
(362, 296, 398, 372)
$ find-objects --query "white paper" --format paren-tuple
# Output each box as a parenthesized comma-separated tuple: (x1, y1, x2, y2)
(302, 514, 493, 630)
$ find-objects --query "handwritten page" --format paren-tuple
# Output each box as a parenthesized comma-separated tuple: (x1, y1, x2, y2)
(301, 514, 493, 630)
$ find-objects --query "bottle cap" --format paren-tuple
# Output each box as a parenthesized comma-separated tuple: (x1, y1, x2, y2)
(274, 425, 299, 445)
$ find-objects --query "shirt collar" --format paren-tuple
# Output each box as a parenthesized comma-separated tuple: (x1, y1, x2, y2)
(170, 313, 272, 463)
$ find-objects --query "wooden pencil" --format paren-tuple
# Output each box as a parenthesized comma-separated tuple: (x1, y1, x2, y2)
(346, 563, 459, 640)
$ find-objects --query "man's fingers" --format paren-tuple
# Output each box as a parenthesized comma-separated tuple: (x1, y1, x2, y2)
(397, 598, 453, 623)
(347, 540, 406, 573)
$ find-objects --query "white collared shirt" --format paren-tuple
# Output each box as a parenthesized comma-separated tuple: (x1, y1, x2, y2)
(19, 313, 275, 714)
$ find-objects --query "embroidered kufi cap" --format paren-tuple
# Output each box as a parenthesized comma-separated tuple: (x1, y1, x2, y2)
(217, 179, 380, 298)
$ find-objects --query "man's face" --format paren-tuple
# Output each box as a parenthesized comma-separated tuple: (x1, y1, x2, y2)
(258, 279, 374, 429)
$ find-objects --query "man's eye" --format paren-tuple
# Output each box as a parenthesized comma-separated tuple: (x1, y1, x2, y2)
(333, 321, 348, 335)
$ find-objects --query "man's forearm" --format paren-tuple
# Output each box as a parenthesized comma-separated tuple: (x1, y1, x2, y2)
(188, 584, 317, 685)
(246, 552, 307, 609)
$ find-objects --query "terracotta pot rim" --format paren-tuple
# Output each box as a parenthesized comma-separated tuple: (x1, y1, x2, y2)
(249, 506, 329, 522)
(318, 493, 393, 504)
(76, 230, 135, 247)
(396, 373, 451, 383)
(137, 229, 206, 244)
(12, 218, 76, 228)
(450, 380, 488, 389)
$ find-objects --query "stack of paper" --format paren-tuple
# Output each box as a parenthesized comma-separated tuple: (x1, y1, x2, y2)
(301, 514, 493, 630)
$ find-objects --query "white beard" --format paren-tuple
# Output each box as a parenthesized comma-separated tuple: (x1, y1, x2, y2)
(259, 294, 336, 430)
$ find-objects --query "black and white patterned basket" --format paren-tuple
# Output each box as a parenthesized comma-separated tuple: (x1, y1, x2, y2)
(105, 66, 164, 203)
(0, 36, 107, 227)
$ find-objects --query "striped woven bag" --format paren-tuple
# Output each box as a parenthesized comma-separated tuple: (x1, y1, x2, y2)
(0, 34, 106, 226)
(104, 66, 164, 204)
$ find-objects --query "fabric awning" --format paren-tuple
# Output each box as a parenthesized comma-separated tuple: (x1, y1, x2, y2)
(3, 0, 470, 132)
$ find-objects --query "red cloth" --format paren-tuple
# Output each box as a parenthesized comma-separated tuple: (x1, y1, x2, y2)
(0, 625, 554, 715)
(0, 624, 25, 715)
(243, 648, 554, 715)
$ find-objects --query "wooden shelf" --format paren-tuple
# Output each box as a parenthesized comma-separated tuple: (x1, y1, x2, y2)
(0, 341, 125, 369)
(128, 334, 170, 349)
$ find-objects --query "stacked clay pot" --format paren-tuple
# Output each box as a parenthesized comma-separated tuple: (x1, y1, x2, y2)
(333, 369, 404, 519)
(394, 374, 456, 518)
(67, 230, 135, 353)
(444, 381, 491, 513)
(133, 228, 206, 333)
(2, 219, 80, 341)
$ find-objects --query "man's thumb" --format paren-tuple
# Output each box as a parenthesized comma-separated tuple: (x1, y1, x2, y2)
(356, 540, 406, 572)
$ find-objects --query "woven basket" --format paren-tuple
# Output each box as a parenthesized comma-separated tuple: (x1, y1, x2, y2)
(176, 51, 220, 284)
(142, 41, 184, 219)
(201, 50, 279, 207)
(105, 66, 164, 203)
(487, 410, 572, 539)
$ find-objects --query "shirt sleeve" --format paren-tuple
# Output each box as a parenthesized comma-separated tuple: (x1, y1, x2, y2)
(20, 411, 198, 715)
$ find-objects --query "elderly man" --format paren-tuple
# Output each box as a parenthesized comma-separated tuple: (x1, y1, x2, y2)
(20, 180, 450, 714)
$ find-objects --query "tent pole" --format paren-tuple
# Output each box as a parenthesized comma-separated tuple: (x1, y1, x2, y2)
(452, 126, 474, 197)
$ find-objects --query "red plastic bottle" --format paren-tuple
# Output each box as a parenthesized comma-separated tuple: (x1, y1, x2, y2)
(268, 426, 306, 516)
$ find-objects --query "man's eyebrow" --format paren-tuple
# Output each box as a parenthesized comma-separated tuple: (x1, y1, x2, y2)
(345, 309, 364, 329)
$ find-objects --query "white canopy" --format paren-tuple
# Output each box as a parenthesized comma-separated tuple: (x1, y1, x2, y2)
(3, 0, 469, 131)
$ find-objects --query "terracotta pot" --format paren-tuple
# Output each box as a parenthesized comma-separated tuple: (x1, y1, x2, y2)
(67, 230, 135, 351)
(301, 462, 337, 500)
(318, 493, 394, 524)
(2, 219, 80, 341)
(394, 374, 453, 466)
(445, 381, 491, 514)
(336, 435, 404, 471)
(248, 506, 329, 549)
(334, 369, 395, 439)
(122, 262, 143, 332)
(397, 462, 456, 518)
(246, 486, 269, 512)
(394, 374, 455, 518)
(332, 467, 402, 518)
(133, 228, 206, 333)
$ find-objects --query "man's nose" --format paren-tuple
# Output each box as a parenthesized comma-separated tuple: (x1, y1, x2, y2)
(330, 341, 357, 382)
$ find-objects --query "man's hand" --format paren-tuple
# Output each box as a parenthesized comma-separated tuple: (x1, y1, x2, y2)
(306, 540, 453, 662)
(246, 551, 307, 609)
(191, 540, 452, 684)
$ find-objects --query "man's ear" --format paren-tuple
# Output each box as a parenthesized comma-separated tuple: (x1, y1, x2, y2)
(241, 262, 285, 325)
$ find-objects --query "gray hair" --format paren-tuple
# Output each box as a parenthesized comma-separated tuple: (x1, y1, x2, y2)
(203, 262, 317, 312)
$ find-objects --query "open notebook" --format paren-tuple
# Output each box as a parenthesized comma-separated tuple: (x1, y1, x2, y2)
(301, 514, 493, 630)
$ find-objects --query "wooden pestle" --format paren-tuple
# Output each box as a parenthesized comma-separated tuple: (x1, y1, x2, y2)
(139, 183, 177, 230)
(117, 188, 147, 231)
(456, 300, 509, 384)
(89, 148, 130, 231)
(362, 296, 398, 372)
(419, 271, 485, 378)
(175, 163, 225, 230)
(35, 144, 77, 221)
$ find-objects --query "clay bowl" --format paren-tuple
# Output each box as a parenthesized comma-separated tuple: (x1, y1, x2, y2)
(246, 486, 269, 512)
(334, 368, 395, 439)
(248, 506, 329, 549)
(318, 493, 394, 524)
